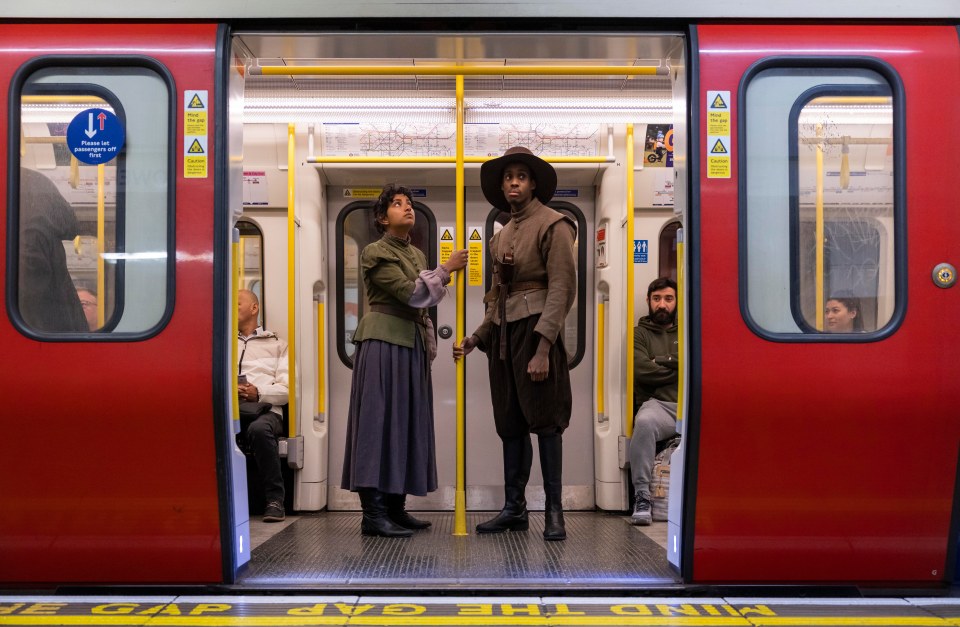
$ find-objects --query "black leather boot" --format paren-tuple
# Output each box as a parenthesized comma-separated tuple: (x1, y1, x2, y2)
(358, 489, 413, 538)
(386, 493, 431, 530)
(539, 434, 566, 541)
(477, 436, 533, 533)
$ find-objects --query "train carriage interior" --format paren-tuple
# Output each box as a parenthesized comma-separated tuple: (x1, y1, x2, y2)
(226, 30, 687, 587)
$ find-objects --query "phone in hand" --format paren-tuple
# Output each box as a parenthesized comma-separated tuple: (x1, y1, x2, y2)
(238, 374, 247, 385)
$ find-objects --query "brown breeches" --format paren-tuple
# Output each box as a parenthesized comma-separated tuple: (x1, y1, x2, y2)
(487, 314, 572, 439)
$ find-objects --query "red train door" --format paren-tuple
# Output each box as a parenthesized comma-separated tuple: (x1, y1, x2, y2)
(692, 24, 960, 583)
(0, 23, 222, 583)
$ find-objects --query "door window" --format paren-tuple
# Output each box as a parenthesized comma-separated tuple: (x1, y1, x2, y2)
(12, 60, 173, 338)
(741, 63, 904, 339)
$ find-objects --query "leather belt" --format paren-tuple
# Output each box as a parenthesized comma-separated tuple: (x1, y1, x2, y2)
(370, 303, 428, 327)
(496, 280, 549, 360)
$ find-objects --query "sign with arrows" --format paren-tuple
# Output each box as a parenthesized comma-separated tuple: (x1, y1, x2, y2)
(66, 108, 124, 165)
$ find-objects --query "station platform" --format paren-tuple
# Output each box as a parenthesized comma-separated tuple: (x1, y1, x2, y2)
(1, 595, 959, 626)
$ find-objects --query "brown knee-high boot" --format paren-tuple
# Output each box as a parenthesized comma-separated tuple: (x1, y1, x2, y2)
(538, 434, 566, 541)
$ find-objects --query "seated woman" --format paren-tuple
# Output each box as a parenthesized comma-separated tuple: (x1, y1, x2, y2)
(824, 293, 864, 333)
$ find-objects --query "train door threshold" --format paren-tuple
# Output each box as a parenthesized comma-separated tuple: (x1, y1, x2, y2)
(237, 511, 677, 589)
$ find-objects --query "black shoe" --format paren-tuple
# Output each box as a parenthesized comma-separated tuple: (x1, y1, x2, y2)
(263, 501, 285, 523)
(359, 489, 413, 538)
(631, 493, 652, 526)
(386, 494, 431, 530)
(543, 509, 566, 541)
(476, 509, 529, 533)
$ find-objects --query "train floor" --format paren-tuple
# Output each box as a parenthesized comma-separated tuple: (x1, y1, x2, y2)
(240, 510, 677, 588)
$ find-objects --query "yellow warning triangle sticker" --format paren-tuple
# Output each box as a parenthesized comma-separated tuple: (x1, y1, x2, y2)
(711, 93, 728, 109)
(188, 94, 205, 109)
(470, 229, 482, 241)
(710, 138, 728, 154)
(188, 139, 205, 154)
(441, 229, 453, 241)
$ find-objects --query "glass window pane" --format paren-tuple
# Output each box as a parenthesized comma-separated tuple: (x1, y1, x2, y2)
(338, 202, 434, 366)
(796, 95, 893, 333)
(238, 221, 265, 327)
(15, 65, 171, 336)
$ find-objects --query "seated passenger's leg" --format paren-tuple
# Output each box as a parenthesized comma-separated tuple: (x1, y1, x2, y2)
(628, 400, 678, 525)
(247, 413, 285, 520)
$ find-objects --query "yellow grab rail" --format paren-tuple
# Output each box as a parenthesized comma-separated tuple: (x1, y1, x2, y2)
(596, 298, 606, 423)
(96, 163, 106, 328)
(316, 300, 326, 418)
(254, 65, 664, 77)
(232, 233, 241, 422)
(625, 124, 635, 438)
(287, 123, 298, 437)
(815, 124, 825, 331)
(676, 230, 686, 425)
(306, 156, 613, 164)
(454, 74, 467, 536)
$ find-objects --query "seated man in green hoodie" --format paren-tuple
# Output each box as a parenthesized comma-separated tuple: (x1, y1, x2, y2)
(629, 277, 679, 525)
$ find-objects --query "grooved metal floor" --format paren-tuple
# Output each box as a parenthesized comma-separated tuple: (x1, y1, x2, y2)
(240, 512, 676, 588)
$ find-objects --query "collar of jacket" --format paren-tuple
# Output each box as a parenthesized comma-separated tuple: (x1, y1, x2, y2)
(239, 326, 277, 340)
(382, 234, 412, 249)
(509, 198, 544, 224)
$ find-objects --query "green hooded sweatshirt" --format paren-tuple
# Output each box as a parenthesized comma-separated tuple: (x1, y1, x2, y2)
(633, 315, 679, 415)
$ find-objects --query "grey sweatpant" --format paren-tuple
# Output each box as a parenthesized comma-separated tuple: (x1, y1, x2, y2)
(628, 399, 678, 499)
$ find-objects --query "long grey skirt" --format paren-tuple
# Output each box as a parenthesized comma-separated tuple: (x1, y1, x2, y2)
(340, 335, 438, 496)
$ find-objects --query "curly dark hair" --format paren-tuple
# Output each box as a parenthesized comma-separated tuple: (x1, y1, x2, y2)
(373, 184, 414, 234)
(646, 276, 677, 300)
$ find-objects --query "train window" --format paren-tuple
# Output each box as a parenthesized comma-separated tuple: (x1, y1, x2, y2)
(484, 202, 587, 368)
(11, 60, 174, 338)
(741, 63, 904, 339)
(658, 220, 680, 282)
(238, 220, 266, 327)
(335, 201, 437, 367)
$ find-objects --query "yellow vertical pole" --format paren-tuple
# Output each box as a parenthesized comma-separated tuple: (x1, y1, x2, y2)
(287, 123, 298, 437)
(232, 234, 241, 422)
(676, 231, 685, 424)
(596, 300, 606, 421)
(316, 301, 326, 417)
(454, 74, 467, 536)
(238, 236, 246, 289)
(815, 124, 825, 331)
(625, 124, 635, 438)
(96, 163, 105, 327)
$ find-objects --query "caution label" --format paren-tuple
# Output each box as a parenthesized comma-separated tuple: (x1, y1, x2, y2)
(184, 135, 207, 178)
(468, 226, 483, 286)
(439, 226, 455, 286)
(183, 89, 208, 179)
(184, 90, 208, 136)
(706, 91, 731, 179)
(343, 188, 381, 199)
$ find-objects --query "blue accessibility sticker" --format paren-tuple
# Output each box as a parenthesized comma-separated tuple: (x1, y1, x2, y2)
(66, 108, 125, 165)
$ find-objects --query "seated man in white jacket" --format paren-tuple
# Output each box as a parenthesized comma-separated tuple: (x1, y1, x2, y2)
(237, 289, 290, 522)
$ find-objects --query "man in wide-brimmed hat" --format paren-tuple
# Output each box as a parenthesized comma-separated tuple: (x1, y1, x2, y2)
(453, 146, 576, 541)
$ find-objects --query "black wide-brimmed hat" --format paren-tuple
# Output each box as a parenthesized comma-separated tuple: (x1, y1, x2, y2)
(480, 146, 557, 211)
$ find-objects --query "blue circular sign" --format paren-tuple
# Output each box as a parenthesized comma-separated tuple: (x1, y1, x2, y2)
(66, 108, 125, 165)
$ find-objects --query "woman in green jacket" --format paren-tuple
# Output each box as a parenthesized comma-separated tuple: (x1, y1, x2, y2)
(341, 184, 468, 537)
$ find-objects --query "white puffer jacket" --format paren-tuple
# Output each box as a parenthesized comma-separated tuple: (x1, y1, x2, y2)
(238, 327, 289, 417)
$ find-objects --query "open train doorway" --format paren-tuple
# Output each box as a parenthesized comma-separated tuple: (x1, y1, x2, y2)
(226, 29, 688, 588)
